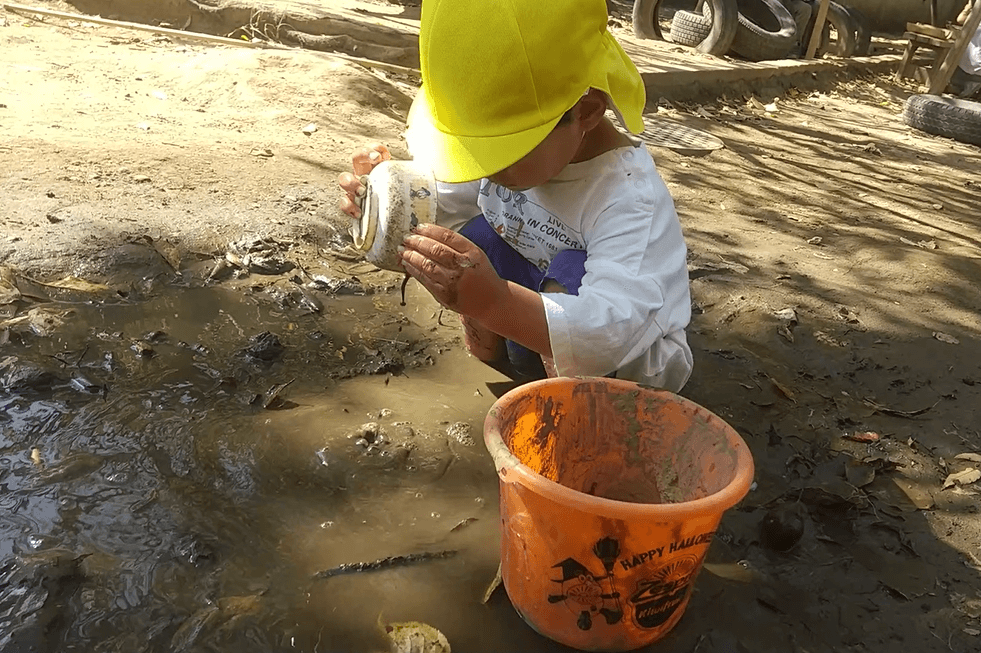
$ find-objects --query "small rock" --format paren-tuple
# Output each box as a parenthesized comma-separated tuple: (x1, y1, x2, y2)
(759, 503, 805, 552)
(357, 422, 381, 444)
(130, 341, 156, 358)
(132, 175, 151, 183)
(806, 236, 823, 245)
(446, 422, 475, 447)
(143, 330, 167, 344)
(301, 123, 317, 135)
(0, 356, 59, 392)
(241, 331, 285, 363)
(392, 422, 416, 440)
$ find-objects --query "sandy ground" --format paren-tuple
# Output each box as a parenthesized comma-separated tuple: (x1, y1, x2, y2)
(3, 2, 981, 652)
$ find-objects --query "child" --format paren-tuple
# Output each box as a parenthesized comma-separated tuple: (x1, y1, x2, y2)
(339, 0, 693, 392)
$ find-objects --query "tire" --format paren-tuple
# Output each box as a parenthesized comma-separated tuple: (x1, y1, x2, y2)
(817, 1, 858, 57)
(670, 9, 713, 46)
(902, 94, 981, 147)
(843, 5, 871, 56)
(634, 0, 739, 56)
(632, 0, 668, 40)
(696, 0, 740, 56)
(786, 0, 812, 56)
(730, 0, 798, 61)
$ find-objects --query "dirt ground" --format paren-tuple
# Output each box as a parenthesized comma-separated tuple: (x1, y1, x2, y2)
(2, 2, 981, 652)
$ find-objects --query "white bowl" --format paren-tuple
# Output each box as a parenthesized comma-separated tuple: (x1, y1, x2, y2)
(350, 160, 437, 272)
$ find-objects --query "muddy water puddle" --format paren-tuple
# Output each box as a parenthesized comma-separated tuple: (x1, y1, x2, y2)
(0, 284, 517, 652)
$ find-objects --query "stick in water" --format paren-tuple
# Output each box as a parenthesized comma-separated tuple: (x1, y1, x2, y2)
(400, 273, 410, 307)
(313, 550, 456, 579)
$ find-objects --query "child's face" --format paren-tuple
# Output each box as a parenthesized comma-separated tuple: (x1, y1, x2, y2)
(488, 117, 584, 192)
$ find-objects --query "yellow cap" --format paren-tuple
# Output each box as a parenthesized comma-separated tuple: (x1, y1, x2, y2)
(406, 0, 647, 183)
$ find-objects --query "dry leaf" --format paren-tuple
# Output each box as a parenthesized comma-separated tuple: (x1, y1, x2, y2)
(0, 307, 70, 336)
(900, 237, 938, 249)
(44, 276, 110, 293)
(844, 431, 880, 443)
(943, 468, 981, 489)
(846, 460, 876, 487)
(384, 620, 451, 653)
(774, 308, 798, 323)
(954, 453, 981, 463)
(482, 562, 503, 604)
(933, 331, 959, 344)
(0, 266, 21, 305)
(769, 377, 796, 402)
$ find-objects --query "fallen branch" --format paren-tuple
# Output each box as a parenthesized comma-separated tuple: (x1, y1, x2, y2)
(313, 550, 456, 579)
(280, 28, 419, 74)
(863, 398, 939, 419)
(2, 3, 421, 77)
(2, 2, 283, 49)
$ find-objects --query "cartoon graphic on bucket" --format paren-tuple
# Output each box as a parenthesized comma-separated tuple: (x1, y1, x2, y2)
(628, 554, 701, 630)
(547, 537, 624, 631)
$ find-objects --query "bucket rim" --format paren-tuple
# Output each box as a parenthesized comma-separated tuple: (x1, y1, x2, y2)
(483, 377, 755, 519)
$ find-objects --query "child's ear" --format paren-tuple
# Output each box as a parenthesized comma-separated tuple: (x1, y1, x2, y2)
(575, 90, 609, 130)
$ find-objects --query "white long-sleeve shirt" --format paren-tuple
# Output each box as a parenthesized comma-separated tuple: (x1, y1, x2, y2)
(434, 142, 693, 392)
(959, 23, 981, 75)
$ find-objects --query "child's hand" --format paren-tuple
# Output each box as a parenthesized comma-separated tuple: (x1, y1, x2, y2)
(337, 143, 391, 218)
(400, 224, 507, 319)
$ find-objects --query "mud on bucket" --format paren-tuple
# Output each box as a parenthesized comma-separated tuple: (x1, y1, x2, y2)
(483, 378, 754, 652)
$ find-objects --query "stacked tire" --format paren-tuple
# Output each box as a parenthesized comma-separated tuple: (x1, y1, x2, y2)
(634, 0, 740, 56)
(633, 0, 872, 62)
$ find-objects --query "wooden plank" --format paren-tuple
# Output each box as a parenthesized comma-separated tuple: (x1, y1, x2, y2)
(906, 22, 951, 40)
(928, 0, 981, 94)
(805, 0, 831, 59)
(904, 32, 954, 49)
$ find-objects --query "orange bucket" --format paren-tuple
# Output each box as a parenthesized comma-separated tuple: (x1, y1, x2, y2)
(483, 378, 754, 651)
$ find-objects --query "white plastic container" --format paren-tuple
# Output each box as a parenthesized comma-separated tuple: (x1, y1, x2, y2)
(350, 160, 437, 272)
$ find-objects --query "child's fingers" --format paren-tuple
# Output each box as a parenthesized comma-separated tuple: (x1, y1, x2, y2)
(402, 234, 476, 275)
(352, 144, 391, 175)
(400, 248, 455, 286)
(338, 171, 364, 196)
(409, 223, 477, 254)
(338, 195, 361, 218)
(337, 171, 364, 218)
(401, 258, 451, 301)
